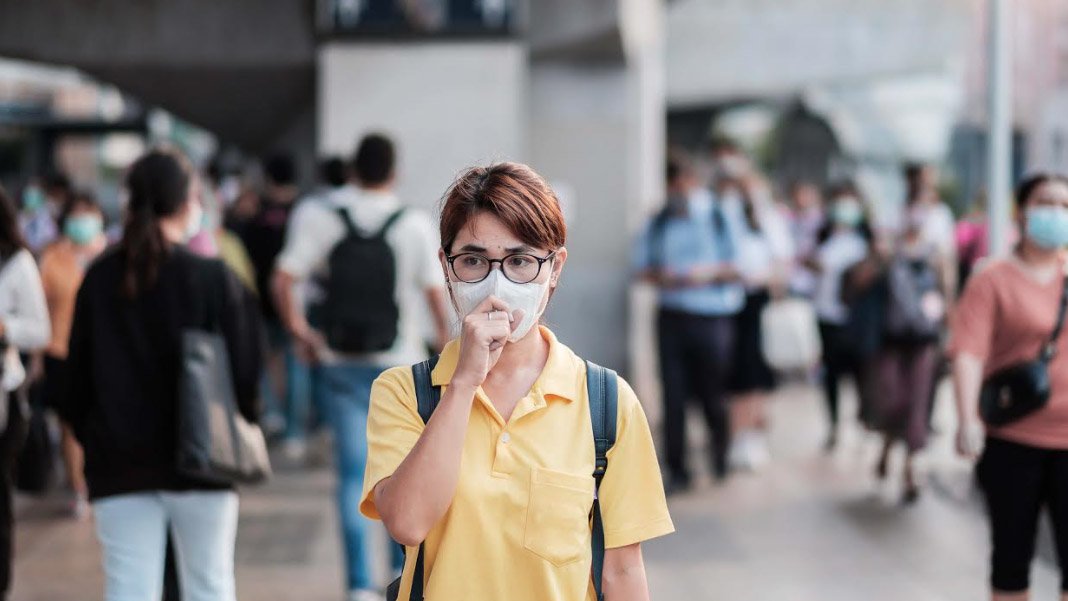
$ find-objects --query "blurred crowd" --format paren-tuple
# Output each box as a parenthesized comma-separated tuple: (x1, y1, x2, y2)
(0, 127, 1065, 601)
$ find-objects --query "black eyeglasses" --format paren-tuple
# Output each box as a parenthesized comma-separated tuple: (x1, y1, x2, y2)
(446, 252, 557, 284)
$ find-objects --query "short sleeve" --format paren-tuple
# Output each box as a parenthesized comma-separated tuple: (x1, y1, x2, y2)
(949, 268, 998, 361)
(275, 201, 343, 279)
(411, 212, 444, 290)
(631, 223, 654, 274)
(598, 377, 675, 549)
(360, 366, 427, 520)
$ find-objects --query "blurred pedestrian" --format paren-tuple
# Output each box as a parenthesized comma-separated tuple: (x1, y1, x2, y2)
(38, 190, 107, 519)
(242, 154, 307, 451)
(57, 148, 263, 601)
(634, 151, 742, 492)
(952, 173, 1068, 600)
(873, 204, 949, 503)
(727, 176, 793, 470)
(0, 184, 50, 601)
(362, 162, 673, 601)
(904, 163, 957, 297)
(811, 183, 875, 449)
(273, 133, 450, 601)
(786, 179, 825, 297)
(19, 172, 72, 256)
(188, 167, 257, 294)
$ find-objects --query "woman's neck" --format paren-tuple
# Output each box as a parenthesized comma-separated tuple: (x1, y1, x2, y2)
(158, 215, 186, 244)
(1017, 240, 1062, 267)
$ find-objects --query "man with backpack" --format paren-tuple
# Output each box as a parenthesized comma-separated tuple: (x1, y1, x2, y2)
(273, 133, 450, 601)
(633, 150, 743, 494)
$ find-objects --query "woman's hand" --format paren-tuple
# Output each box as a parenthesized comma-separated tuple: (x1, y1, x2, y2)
(451, 296, 522, 390)
(955, 418, 985, 459)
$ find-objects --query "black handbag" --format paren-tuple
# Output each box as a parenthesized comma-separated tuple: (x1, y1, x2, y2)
(979, 272, 1068, 426)
(176, 266, 271, 486)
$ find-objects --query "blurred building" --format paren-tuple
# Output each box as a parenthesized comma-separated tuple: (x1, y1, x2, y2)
(0, 0, 665, 400)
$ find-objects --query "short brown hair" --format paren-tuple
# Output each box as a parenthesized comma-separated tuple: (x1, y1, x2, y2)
(439, 163, 566, 254)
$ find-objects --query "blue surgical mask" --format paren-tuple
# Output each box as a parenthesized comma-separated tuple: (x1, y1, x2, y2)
(64, 214, 103, 246)
(1026, 206, 1068, 250)
(22, 186, 44, 212)
(831, 199, 863, 228)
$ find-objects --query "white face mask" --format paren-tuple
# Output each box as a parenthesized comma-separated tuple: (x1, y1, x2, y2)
(450, 269, 552, 342)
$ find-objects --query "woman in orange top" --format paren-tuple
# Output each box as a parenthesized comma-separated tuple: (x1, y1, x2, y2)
(39, 191, 107, 518)
(952, 173, 1068, 600)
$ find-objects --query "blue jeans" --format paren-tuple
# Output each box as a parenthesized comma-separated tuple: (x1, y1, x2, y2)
(261, 322, 312, 442)
(93, 491, 239, 601)
(321, 363, 405, 591)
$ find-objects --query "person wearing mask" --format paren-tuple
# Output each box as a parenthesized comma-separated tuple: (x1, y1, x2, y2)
(727, 177, 794, 470)
(187, 168, 257, 294)
(19, 172, 72, 256)
(786, 179, 825, 298)
(57, 148, 263, 601)
(634, 151, 742, 492)
(362, 161, 673, 601)
(952, 173, 1068, 601)
(904, 163, 957, 294)
(0, 184, 50, 601)
(811, 183, 875, 449)
(872, 204, 950, 503)
(274, 133, 451, 601)
(242, 154, 307, 453)
(38, 191, 107, 519)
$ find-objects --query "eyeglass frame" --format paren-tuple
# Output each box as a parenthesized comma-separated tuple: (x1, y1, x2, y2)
(445, 251, 558, 284)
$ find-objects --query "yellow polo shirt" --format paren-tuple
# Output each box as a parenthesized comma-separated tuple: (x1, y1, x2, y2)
(361, 327, 674, 601)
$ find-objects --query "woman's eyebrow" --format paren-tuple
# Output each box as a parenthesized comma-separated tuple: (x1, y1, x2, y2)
(458, 244, 488, 252)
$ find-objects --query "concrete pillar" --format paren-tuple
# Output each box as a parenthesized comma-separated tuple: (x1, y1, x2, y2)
(318, 41, 526, 214)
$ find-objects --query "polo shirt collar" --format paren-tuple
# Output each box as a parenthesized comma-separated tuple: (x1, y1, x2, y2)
(431, 326, 581, 404)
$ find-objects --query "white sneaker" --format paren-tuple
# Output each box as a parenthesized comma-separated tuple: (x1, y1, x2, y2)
(748, 432, 771, 470)
(728, 432, 754, 472)
(282, 438, 307, 463)
(348, 589, 385, 601)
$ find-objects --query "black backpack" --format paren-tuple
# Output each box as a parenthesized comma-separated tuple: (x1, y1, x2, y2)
(387, 356, 619, 601)
(321, 207, 405, 354)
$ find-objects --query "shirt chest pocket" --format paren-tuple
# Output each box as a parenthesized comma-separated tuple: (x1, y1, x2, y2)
(524, 467, 595, 567)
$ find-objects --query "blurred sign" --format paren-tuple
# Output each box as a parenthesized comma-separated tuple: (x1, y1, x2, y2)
(319, 0, 516, 37)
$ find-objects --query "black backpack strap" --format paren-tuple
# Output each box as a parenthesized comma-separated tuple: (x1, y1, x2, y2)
(406, 355, 441, 601)
(1042, 272, 1068, 362)
(585, 360, 618, 601)
(376, 209, 406, 240)
(334, 206, 360, 238)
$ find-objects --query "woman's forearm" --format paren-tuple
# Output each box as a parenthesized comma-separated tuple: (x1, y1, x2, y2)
(375, 382, 478, 546)
(952, 353, 984, 424)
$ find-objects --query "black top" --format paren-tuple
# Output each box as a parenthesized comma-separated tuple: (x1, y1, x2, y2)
(58, 246, 264, 500)
(240, 196, 295, 323)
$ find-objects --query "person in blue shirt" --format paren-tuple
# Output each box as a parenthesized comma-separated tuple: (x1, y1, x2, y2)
(634, 150, 744, 494)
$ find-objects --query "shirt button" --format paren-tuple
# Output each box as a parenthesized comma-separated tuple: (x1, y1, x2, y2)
(501, 432, 511, 444)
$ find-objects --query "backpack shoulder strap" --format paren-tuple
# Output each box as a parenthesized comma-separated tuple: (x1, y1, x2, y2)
(376, 208, 407, 240)
(411, 354, 441, 427)
(585, 360, 618, 601)
(334, 206, 360, 238)
(406, 354, 441, 601)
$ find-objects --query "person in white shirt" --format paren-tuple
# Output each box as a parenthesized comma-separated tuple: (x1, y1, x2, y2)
(0, 184, 50, 599)
(273, 133, 449, 601)
(810, 183, 874, 450)
(728, 177, 794, 470)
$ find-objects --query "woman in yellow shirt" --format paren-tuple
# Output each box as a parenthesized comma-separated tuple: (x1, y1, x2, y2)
(361, 163, 674, 601)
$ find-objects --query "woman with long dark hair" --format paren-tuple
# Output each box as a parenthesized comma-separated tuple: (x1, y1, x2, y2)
(0, 183, 50, 601)
(58, 148, 263, 601)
